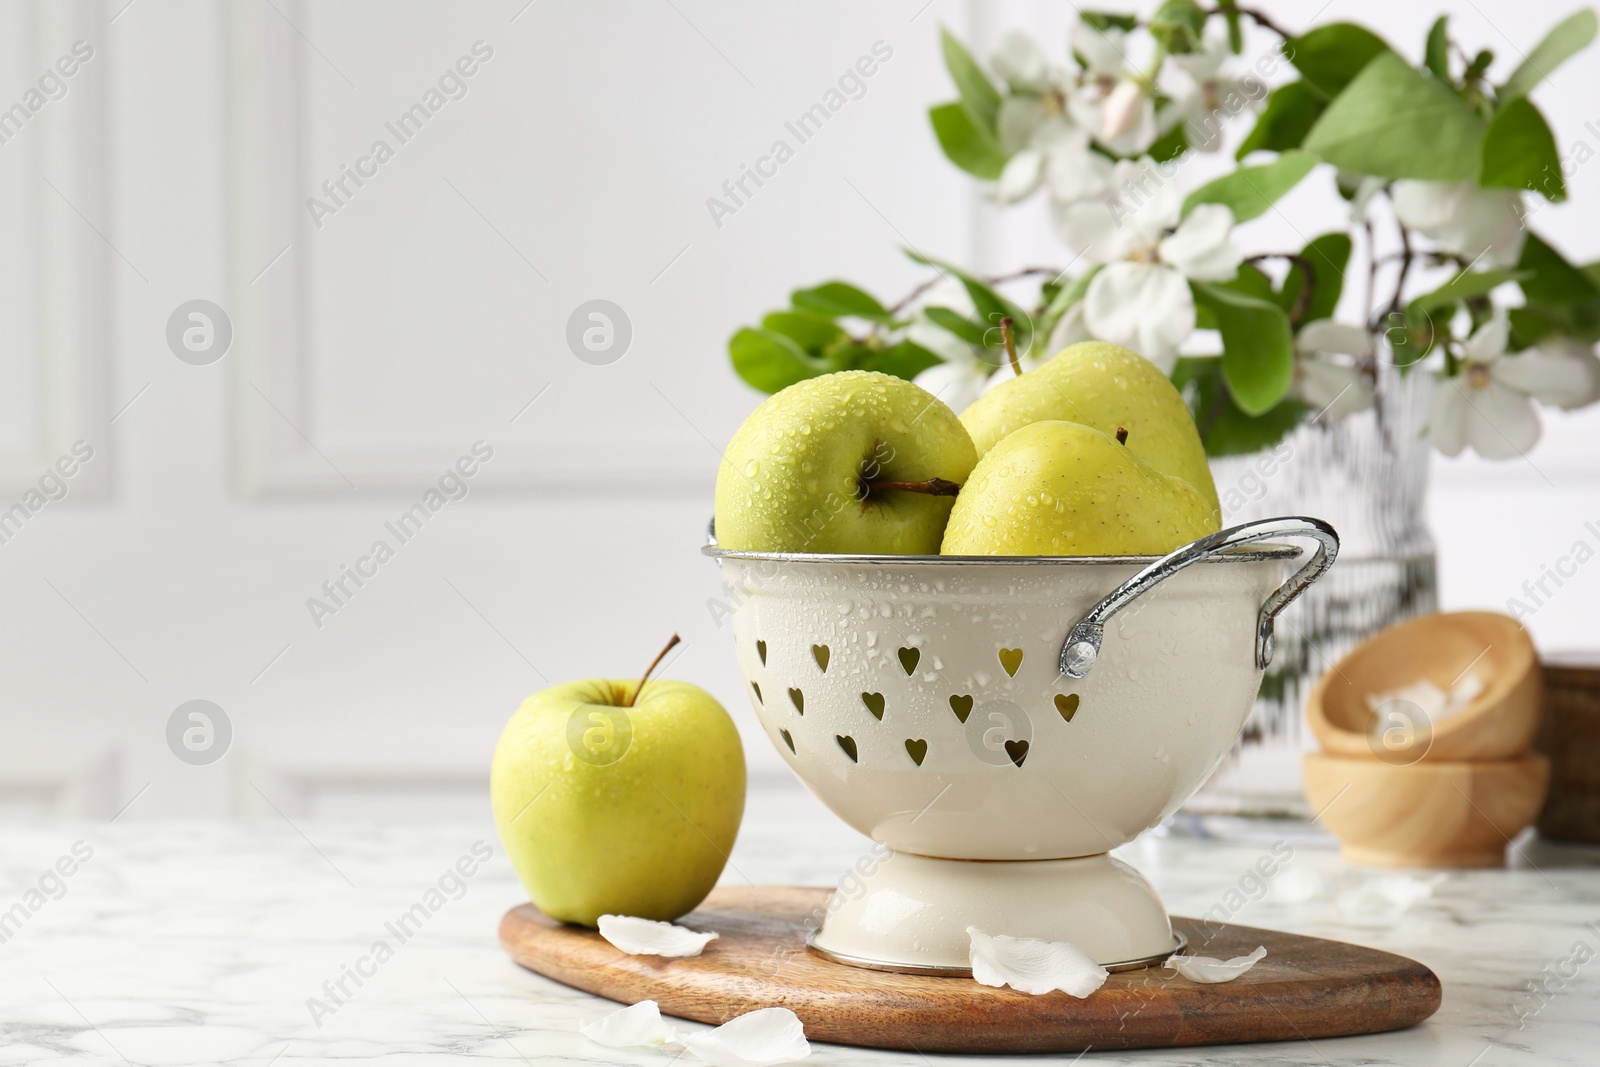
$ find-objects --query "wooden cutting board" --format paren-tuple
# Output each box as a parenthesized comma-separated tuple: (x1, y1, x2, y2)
(499, 886, 1441, 1054)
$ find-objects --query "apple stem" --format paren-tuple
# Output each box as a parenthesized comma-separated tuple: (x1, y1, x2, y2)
(862, 477, 961, 498)
(1116, 426, 1129, 445)
(999, 317, 1023, 378)
(626, 633, 681, 708)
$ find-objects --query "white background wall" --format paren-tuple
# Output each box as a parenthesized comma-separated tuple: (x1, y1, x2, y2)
(0, 0, 1594, 820)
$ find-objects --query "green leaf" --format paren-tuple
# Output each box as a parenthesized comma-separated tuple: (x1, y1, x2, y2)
(1147, 123, 1189, 163)
(1279, 233, 1353, 324)
(789, 281, 891, 323)
(1303, 52, 1486, 180)
(1219, 262, 1277, 302)
(1175, 357, 1307, 457)
(1425, 17, 1451, 83)
(1080, 11, 1138, 33)
(904, 250, 1034, 357)
(1236, 82, 1325, 159)
(1222, 3, 1244, 53)
(1501, 8, 1599, 101)
(1193, 283, 1295, 415)
(940, 28, 1002, 134)
(865, 340, 942, 382)
(728, 327, 827, 393)
(1408, 268, 1526, 315)
(923, 306, 989, 347)
(1517, 234, 1600, 302)
(1288, 23, 1392, 98)
(1480, 97, 1566, 200)
(761, 311, 844, 352)
(928, 102, 1007, 180)
(1183, 150, 1317, 223)
(1150, 0, 1206, 54)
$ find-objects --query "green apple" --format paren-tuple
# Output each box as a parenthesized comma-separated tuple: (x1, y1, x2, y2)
(715, 370, 978, 554)
(960, 341, 1220, 521)
(941, 420, 1220, 556)
(490, 638, 745, 926)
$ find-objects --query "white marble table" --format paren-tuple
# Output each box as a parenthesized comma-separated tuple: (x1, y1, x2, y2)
(1, 782, 1596, 1066)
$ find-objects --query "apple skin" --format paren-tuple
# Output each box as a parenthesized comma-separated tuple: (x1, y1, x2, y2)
(940, 420, 1220, 556)
(490, 678, 745, 926)
(715, 370, 977, 554)
(959, 341, 1220, 521)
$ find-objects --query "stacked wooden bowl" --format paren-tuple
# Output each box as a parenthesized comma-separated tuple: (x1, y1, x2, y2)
(1303, 612, 1550, 868)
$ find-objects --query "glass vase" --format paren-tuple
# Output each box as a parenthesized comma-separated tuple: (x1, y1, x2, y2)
(1183, 362, 1439, 820)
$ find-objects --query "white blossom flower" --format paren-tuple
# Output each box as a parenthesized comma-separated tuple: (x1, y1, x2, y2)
(991, 31, 1055, 93)
(1346, 174, 1386, 225)
(1170, 32, 1259, 154)
(1531, 337, 1600, 409)
(1429, 313, 1596, 458)
(1391, 181, 1527, 270)
(1055, 159, 1242, 369)
(996, 116, 1101, 205)
(1067, 20, 1158, 155)
(1294, 320, 1375, 419)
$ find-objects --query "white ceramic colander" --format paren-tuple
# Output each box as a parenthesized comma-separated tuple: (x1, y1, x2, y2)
(706, 516, 1338, 973)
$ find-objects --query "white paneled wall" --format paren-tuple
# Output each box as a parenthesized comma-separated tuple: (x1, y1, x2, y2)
(0, 0, 1594, 819)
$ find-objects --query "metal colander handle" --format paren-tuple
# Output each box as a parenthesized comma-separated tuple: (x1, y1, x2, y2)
(1058, 516, 1340, 680)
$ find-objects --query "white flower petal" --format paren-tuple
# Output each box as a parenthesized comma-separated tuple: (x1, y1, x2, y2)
(1461, 379, 1542, 459)
(1348, 175, 1385, 225)
(1070, 21, 1125, 75)
(1298, 357, 1374, 419)
(682, 1007, 811, 1067)
(991, 31, 1050, 91)
(1167, 945, 1267, 984)
(1045, 301, 1093, 356)
(1044, 138, 1110, 204)
(914, 358, 990, 415)
(1462, 314, 1510, 364)
(1429, 377, 1470, 457)
(968, 926, 1108, 997)
(996, 149, 1045, 204)
(997, 95, 1047, 155)
(1110, 159, 1184, 245)
(597, 915, 719, 958)
(1100, 88, 1159, 155)
(1084, 262, 1194, 371)
(1051, 198, 1128, 263)
(1392, 181, 1527, 270)
(1296, 319, 1373, 359)
(581, 1000, 680, 1048)
(1337, 874, 1446, 918)
(1159, 203, 1241, 282)
(1536, 339, 1600, 409)
(1493, 349, 1599, 408)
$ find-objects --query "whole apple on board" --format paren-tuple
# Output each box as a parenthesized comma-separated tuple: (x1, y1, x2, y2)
(714, 340, 1220, 556)
(490, 636, 746, 925)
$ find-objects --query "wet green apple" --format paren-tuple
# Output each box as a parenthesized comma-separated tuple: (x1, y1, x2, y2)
(941, 420, 1220, 556)
(960, 341, 1220, 521)
(715, 370, 978, 554)
(490, 639, 745, 926)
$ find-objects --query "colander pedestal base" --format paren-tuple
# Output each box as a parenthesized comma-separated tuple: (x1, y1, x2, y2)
(807, 848, 1179, 975)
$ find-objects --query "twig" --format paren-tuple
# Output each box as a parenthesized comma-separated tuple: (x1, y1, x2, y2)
(1243, 252, 1317, 326)
(1207, 4, 1295, 40)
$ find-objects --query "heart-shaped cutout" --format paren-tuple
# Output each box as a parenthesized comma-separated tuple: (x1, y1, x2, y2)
(1055, 693, 1080, 722)
(861, 692, 885, 720)
(897, 647, 920, 675)
(905, 738, 927, 766)
(1004, 738, 1029, 768)
(812, 644, 830, 672)
(949, 694, 974, 724)
(999, 648, 1024, 677)
(788, 688, 804, 714)
(751, 682, 762, 705)
(779, 728, 794, 753)
(756, 640, 767, 665)
(836, 734, 858, 763)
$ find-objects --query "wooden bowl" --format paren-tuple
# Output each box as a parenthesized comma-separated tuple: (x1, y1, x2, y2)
(1307, 611, 1541, 762)
(1303, 753, 1550, 868)
(1534, 653, 1600, 843)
